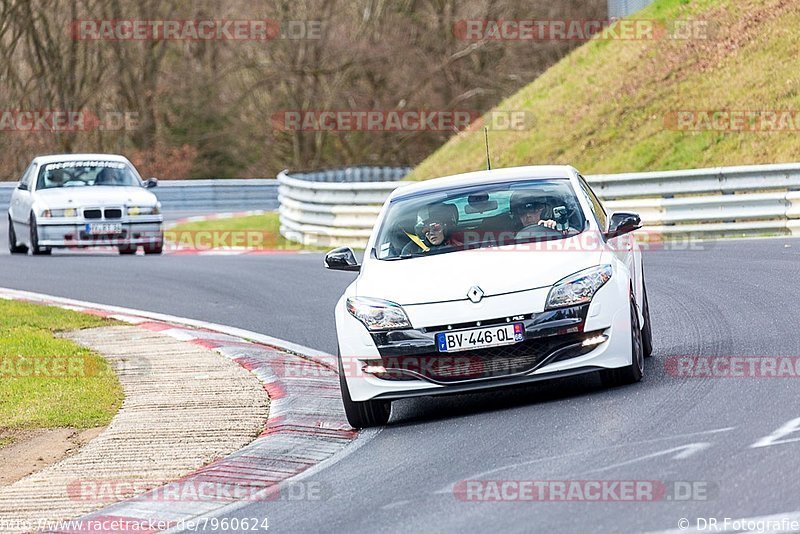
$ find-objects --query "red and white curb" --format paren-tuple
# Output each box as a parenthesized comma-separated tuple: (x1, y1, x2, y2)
(0, 288, 361, 533)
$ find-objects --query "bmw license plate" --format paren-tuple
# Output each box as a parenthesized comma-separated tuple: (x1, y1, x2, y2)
(436, 323, 525, 353)
(85, 223, 122, 235)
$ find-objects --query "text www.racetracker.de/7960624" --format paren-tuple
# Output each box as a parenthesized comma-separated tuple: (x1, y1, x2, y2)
(0, 516, 269, 532)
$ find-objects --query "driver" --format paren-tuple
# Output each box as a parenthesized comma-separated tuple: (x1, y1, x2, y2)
(401, 203, 462, 255)
(47, 170, 66, 188)
(510, 192, 557, 231)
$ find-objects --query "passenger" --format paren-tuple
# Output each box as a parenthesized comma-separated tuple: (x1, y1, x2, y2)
(401, 204, 462, 255)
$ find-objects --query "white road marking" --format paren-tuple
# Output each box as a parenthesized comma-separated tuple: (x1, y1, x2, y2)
(751, 417, 800, 449)
(578, 442, 712, 475)
(434, 427, 735, 495)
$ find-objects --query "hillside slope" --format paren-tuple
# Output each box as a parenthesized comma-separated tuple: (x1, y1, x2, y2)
(408, 0, 800, 180)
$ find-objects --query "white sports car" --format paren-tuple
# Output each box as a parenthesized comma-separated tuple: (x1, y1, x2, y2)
(325, 165, 652, 428)
(7, 154, 164, 255)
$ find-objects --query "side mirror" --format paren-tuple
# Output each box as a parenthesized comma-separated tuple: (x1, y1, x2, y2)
(17, 182, 27, 191)
(606, 212, 642, 239)
(324, 247, 360, 272)
(144, 177, 158, 188)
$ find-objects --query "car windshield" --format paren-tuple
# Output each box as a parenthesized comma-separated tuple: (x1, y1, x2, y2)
(36, 160, 140, 190)
(375, 179, 586, 260)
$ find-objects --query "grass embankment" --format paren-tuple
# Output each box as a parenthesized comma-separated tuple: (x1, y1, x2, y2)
(167, 212, 329, 251)
(408, 0, 800, 180)
(0, 300, 123, 433)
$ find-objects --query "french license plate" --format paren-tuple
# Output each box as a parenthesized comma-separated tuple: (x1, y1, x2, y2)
(436, 323, 525, 353)
(85, 223, 122, 235)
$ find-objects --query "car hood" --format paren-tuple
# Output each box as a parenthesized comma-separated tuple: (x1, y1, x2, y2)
(34, 186, 157, 207)
(357, 238, 605, 305)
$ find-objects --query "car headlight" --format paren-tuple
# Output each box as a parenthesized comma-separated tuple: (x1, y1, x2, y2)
(41, 208, 78, 218)
(346, 297, 412, 331)
(545, 265, 613, 310)
(127, 205, 160, 216)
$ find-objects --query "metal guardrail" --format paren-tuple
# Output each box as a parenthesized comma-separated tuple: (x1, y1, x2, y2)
(278, 164, 800, 248)
(0, 179, 279, 214)
(288, 166, 410, 183)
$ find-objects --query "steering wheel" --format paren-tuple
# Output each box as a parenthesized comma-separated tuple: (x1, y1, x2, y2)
(515, 223, 563, 239)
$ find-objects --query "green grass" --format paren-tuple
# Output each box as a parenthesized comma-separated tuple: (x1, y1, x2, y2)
(0, 300, 123, 429)
(0, 438, 10, 448)
(408, 0, 799, 180)
(167, 212, 329, 251)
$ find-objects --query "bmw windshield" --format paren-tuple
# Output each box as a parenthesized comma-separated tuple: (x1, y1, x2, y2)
(374, 179, 586, 260)
(36, 160, 141, 190)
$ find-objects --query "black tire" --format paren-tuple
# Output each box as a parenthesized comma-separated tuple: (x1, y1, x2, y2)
(641, 280, 653, 358)
(8, 215, 27, 254)
(29, 214, 51, 256)
(338, 351, 391, 429)
(118, 244, 138, 255)
(143, 239, 163, 255)
(601, 291, 644, 387)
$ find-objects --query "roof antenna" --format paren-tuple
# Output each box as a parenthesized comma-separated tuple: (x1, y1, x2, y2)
(484, 127, 492, 170)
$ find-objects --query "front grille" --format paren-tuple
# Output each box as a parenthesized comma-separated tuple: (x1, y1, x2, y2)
(370, 330, 601, 383)
(104, 208, 122, 219)
(84, 209, 102, 219)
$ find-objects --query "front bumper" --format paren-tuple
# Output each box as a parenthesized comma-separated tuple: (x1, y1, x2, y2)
(337, 272, 634, 402)
(365, 304, 598, 384)
(36, 217, 163, 247)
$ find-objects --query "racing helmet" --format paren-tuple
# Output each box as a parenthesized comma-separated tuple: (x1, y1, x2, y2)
(415, 203, 457, 239)
(510, 191, 547, 216)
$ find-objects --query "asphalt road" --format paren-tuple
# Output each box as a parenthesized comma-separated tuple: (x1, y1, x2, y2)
(2, 214, 800, 533)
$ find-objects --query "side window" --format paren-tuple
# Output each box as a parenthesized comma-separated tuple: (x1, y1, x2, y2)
(578, 175, 607, 230)
(19, 163, 35, 190)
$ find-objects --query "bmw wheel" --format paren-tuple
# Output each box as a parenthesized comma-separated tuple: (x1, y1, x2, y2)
(29, 214, 51, 256)
(8, 215, 27, 254)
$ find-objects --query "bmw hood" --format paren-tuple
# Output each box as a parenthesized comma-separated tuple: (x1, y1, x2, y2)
(357, 237, 605, 306)
(35, 187, 158, 208)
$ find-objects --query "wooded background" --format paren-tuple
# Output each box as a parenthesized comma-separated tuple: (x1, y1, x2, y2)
(0, 0, 604, 180)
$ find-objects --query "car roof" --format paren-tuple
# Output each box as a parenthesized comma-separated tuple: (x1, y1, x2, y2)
(391, 165, 578, 200)
(31, 153, 131, 165)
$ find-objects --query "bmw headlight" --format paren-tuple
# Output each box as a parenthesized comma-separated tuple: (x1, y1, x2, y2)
(41, 208, 78, 218)
(127, 205, 160, 216)
(545, 265, 613, 310)
(346, 297, 412, 331)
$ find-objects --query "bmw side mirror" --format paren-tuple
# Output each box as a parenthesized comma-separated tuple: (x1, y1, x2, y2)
(17, 182, 27, 191)
(606, 212, 642, 239)
(144, 177, 158, 188)
(325, 247, 360, 272)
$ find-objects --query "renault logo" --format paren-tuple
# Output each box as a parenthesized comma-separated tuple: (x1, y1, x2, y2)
(467, 286, 484, 303)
